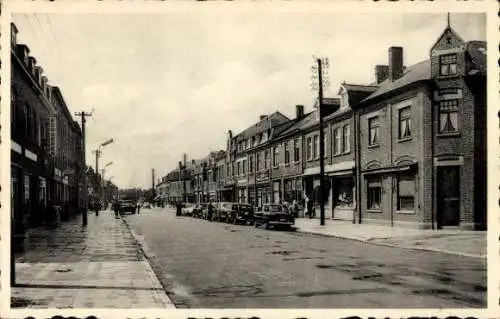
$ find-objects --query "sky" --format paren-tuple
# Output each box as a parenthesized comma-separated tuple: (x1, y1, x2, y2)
(11, 11, 486, 189)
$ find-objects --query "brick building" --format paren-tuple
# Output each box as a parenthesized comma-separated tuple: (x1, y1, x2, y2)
(157, 21, 486, 230)
(11, 23, 84, 252)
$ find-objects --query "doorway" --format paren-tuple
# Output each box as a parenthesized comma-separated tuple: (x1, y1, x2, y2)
(437, 166, 460, 227)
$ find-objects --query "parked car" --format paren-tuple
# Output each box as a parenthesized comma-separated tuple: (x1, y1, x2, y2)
(142, 202, 152, 209)
(229, 203, 254, 225)
(193, 204, 205, 218)
(182, 203, 196, 216)
(214, 202, 233, 222)
(119, 198, 137, 215)
(254, 203, 295, 229)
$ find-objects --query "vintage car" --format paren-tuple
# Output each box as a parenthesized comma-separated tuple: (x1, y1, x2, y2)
(181, 203, 197, 216)
(119, 198, 137, 215)
(254, 203, 295, 229)
(229, 203, 254, 225)
(213, 202, 233, 222)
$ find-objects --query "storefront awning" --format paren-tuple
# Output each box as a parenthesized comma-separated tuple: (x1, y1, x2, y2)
(362, 163, 417, 175)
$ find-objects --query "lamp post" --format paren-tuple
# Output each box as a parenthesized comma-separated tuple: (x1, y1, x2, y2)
(93, 138, 114, 215)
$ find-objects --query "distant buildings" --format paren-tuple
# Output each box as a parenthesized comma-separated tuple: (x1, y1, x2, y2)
(158, 22, 486, 230)
(11, 23, 85, 251)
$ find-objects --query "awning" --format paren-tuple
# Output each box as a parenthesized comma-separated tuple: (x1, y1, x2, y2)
(362, 163, 417, 175)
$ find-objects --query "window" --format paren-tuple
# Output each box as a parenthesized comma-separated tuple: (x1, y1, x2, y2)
(324, 135, 327, 158)
(237, 162, 241, 176)
(398, 106, 411, 139)
(397, 174, 415, 211)
(342, 124, 350, 153)
(294, 139, 300, 162)
(256, 153, 261, 171)
(249, 156, 253, 172)
(252, 136, 256, 147)
(306, 137, 313, 160)
(439, 100, 459, 133)
(367, 179, 382, 210)
(242, 159, 246, 174)
(264, 150, 269, 169)
(439, 54, 458, 76)
(333, 127, 341, 155)
(368, 116, 379, 146)
(313, 135, 319, 159)
(273, 146, 279, 167)
(284, 143, 290, 165)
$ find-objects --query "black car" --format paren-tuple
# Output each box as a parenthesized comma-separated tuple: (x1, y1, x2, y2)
(254, 204, 295, 229)
(229, 203, 254, 225)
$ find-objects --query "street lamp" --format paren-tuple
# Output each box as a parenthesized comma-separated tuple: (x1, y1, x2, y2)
(93, 138, 114, 215)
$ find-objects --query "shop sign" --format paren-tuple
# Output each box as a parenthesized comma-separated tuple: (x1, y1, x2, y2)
(11, 141, 22, 154)
(25, 149, 38, 162)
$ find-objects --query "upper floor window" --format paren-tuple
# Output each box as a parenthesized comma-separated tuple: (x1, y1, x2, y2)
(242, 159, 246, 174)
(256, 153, 261, 171)
(398, 106, 412, 139)
(264, 150, 269, 169)
(273, 146, 279, 167)
(306, 137, 313, 161)
(333, 127, 341, 155)
(262, 132, 268, 143)
(368, 116, 379, 146)
(439, 100, 459, 133)
(284, 143, 290, 165)
(439, 54, 457, 76)
(294, 139, 300, 162)
(249, 156, 253, 172)
(342, 124, 350, 153)
(237, 162, 241, 176)
(313, 135, 320, 159)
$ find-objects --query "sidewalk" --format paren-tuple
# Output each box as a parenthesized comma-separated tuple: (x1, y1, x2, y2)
(11, 211, 175, 308)
(294, 218, 486, 259)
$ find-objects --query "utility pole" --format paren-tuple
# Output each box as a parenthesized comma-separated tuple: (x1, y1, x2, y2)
(317, 58, 326, 226)
(152, 168, 155, 203)
(93, 148, 101, 215)
(75, 111, 92, 227)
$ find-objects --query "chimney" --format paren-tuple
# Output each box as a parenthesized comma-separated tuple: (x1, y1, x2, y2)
(183, 153, 187, 166)
(259, 115, 267, 121)
(388, 47, 404, 81)
(375, 65, 389, 84)
(296, 105, 304, 120)
(192, 159, 195, 164)
(42, 76, 48, 94)
(11, 23, 18, 46)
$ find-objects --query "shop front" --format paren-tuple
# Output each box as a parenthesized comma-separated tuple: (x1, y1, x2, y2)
(303, 167, 332, 219)
(283, 177, 303, 204)
(329, 174, 355, 221)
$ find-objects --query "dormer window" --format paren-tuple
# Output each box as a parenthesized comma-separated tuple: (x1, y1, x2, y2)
(439, 54, 457, 76)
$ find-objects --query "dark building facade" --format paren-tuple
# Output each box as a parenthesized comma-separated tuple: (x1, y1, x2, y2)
(11, 23, 84, 252)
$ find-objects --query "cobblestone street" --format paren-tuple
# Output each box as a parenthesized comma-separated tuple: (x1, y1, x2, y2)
(12, 212, 174, 308)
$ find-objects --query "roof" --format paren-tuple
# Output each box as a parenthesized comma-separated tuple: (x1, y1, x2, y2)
(466, 41, 486, 75)
(277, 111, 315, 138)
(235, 111, 290, 140)
(362, 59, 431, 103)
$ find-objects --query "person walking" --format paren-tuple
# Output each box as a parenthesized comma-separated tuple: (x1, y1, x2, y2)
(304, 195, 310, 218)
(207, 201, 214, 221)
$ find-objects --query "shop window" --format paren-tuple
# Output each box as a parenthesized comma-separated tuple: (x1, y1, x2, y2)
(284, 143, 290, 165)
(333, 127, 341, 155)
(367, 179, 381, 210)
(439, 54, 458, 76)
(313, 135, 320, 159)
(306, 137, 313, 160)
(342, 124, 350, 153)
(397, 174, 415, 211)
(368, 116, 379, 146)
(439, 100, 459, 133)
(294, 139, 300, 162)
(398, 106, 412, 139)
(334, 178, 354, 209)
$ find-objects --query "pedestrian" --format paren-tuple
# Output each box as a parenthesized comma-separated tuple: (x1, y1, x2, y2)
(307, 196, 314, 219)
(292, 199, 298, 218)
(304, 195, 310, 218)
(113, 200, 120, 219)
(207, 201, 214, 221)
(136, 201, 141, 214)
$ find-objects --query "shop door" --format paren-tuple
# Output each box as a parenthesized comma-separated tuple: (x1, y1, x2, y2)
(437, 166, 460, 227)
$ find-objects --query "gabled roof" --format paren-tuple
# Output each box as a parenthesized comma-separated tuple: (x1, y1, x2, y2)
(235, 111, 290, 140)
(362, 59, 431, 103)
(277, 111, 316, 138)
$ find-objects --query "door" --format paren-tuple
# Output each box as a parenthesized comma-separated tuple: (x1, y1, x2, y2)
(437, 166, 460, 227)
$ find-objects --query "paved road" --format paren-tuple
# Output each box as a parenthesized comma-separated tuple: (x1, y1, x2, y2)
(124, 207, 486, 308)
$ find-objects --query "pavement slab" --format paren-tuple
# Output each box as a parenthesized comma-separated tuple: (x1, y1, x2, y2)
(12, 212, 175, 308)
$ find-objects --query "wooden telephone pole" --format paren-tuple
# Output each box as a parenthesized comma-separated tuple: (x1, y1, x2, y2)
(75, 111, 92, 226)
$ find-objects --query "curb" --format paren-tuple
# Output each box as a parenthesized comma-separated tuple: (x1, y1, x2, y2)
(295, 228, 485, 260)
(120, 217, 177, 308)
